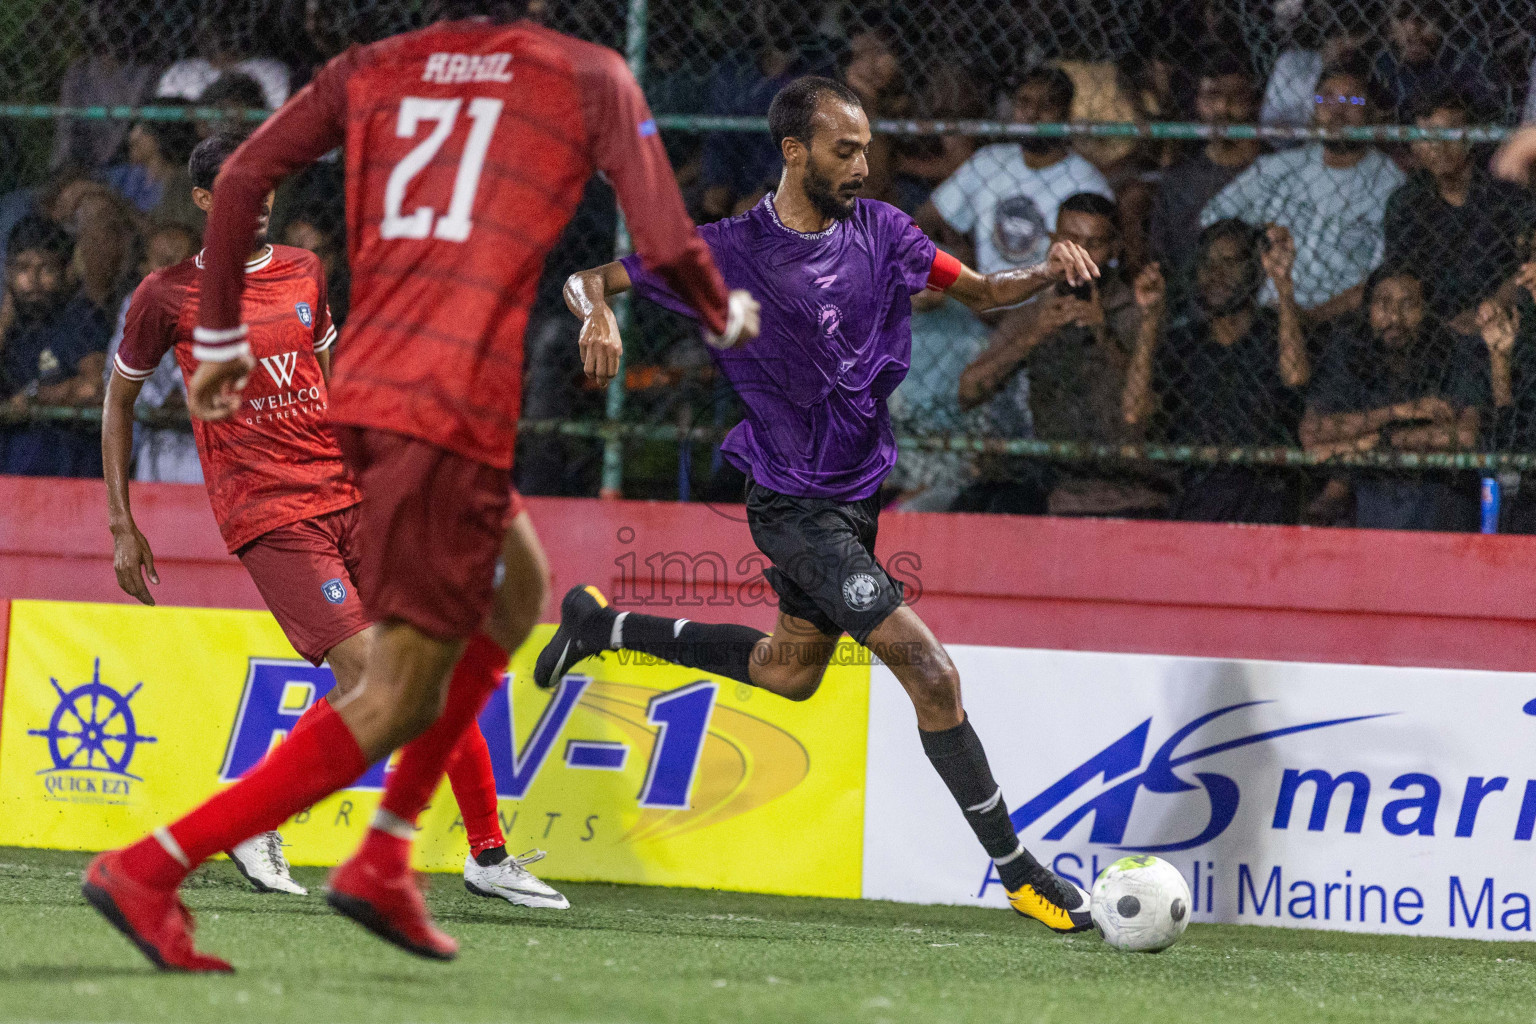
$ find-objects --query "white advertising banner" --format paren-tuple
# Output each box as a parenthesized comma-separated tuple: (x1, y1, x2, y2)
(863, 646, 1536, 940)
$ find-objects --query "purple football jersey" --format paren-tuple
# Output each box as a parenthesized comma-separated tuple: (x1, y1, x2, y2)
(622, 195, 938, 500)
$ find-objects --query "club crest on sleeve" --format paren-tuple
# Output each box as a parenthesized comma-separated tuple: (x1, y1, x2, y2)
(295, 302, 313, 327)
(322, 578, 347, 604)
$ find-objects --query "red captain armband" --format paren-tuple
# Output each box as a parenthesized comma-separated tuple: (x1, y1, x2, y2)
(926, 249, 962, 292)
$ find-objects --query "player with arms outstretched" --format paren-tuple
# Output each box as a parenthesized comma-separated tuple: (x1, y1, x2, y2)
(84, 0, 750, 971)
(552, 77, 1100, 933)
(103, 132, 567, 910)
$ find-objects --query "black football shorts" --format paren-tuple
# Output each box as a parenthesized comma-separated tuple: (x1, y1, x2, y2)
(745, 478, 905, 645)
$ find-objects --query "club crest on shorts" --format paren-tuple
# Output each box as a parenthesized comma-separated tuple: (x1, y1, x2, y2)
(321, 578, 347, 604)
(842, 572, 880, 612)
(295, 302, 313, 327)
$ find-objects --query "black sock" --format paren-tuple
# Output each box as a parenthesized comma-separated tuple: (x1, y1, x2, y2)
(612, 612, 767, 686)
(919, 715, 1041, 891)
(474, 845, 508, 867)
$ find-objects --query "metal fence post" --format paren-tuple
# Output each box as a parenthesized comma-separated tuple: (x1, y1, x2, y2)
(599, 0, 649, 499)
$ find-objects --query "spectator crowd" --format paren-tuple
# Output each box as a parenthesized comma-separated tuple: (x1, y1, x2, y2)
(7, 0, 1536, 531)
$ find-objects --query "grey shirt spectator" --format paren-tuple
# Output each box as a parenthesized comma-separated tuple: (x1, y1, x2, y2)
(1201, 143, 1404, 310)
(49, 2, 155, 172)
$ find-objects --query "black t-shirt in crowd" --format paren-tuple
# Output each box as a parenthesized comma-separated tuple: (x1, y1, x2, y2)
(1382, 169, 1536, 323)
(1155, 307, 1301, 446)
(1308, 315, 1490, 531)
(1152, 307, 1304, 523)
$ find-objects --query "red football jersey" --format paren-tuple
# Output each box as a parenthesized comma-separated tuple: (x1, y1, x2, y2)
(116, 244, 360, 552)
(196, 18, 730, 470)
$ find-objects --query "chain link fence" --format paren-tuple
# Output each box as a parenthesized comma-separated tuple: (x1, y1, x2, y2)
(3, 0, 1536, 530)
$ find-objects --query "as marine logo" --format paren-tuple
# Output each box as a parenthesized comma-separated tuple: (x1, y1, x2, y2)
(27, 658, 156, 805)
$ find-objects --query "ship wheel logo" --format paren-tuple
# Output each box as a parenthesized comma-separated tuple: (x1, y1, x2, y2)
(28, 659, 156, 778)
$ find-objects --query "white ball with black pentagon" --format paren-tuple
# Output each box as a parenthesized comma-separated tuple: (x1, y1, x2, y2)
(1090, 855, 1191, 952)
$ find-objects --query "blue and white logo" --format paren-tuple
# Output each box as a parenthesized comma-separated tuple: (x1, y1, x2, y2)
(29, 658, 156, 781)
(1012, 700, 1390, 852)
(321, 578, 347, 604)
(295, 302, 313, 327)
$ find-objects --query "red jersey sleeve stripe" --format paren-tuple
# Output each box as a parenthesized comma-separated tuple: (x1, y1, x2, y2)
(927, 250, 963, 292)
(112, 353, 157, 381)
(314, 324, 338, 353)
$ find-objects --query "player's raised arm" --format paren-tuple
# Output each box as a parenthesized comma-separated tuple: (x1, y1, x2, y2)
(940, 239, 1099, 313)
(189, 50, 354, 419)
(576, 47, 758, 345)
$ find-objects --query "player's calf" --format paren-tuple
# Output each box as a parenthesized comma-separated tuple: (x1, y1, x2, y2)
(534, 584, 770, 691)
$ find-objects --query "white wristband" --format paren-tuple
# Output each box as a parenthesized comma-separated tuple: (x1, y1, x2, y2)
(703, 292, 751, 350)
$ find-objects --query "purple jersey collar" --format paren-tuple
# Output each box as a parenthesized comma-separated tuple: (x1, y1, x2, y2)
(761, 192, 841, 241)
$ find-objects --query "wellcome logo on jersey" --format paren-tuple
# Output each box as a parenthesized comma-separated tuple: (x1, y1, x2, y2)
(220, 661, 807, 840)
(27, 659, 157, 805)
(247, 351, 325, 425)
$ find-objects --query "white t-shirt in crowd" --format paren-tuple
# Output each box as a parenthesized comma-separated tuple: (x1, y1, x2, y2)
(1201, 143, 1406, 309)
(930, 144, 1114, 274)
(1261, 48, 1323, 130)
(156, 58, 290, 109)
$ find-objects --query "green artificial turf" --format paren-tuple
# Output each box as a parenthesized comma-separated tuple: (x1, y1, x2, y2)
(1, 846, 1533, 1023)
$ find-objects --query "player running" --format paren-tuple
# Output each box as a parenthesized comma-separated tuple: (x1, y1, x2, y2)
(551, 76, 1100, 933)
(102, 132, 567, 910)
(83, 1, 749, 971)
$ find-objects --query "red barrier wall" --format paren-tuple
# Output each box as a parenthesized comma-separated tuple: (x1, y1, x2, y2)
(4, 476, 1536, 696)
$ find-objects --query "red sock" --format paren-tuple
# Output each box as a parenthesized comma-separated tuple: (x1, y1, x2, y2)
(447, 725, 505, 855)
(376, 634, 508, 833)
(118, 699, 370, 889)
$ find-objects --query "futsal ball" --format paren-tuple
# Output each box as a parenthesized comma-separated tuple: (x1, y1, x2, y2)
(1090, 855, 1191, 952)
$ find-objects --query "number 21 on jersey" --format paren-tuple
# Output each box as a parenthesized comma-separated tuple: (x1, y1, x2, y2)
(380, 95, 503, 243)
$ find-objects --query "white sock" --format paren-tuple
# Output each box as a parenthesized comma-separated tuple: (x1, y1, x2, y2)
(371, 808, 415, 840)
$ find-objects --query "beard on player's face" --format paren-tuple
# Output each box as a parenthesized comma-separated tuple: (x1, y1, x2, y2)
(803, 157, 863, 221)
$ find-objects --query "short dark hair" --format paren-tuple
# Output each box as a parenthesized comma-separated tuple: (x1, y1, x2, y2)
(1411, 88, 1472, 123)
(1317, 54, 1377, 105)
(425, 0, 531, 22)
(1195, 217, 1263, 275)
(1017, 66, 1075, 116)
(202, 72, 267, 111)
(768, 76, 864, 151)
(139, 101, 202, 168)
(1198, 49, 1253, 85)
(1058, 191, 1118, 224)
(1365, 262, 1425, 306)
(189, 132, 244, 192)
(7, 215, 73, 265)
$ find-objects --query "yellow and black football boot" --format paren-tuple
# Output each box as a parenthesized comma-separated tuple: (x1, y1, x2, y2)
(1007, 865, 1096, 933)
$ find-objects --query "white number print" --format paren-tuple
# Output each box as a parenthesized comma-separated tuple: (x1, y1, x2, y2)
(379, 95, 504, 242)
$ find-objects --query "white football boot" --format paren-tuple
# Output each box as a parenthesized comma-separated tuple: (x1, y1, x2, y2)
(463, 850, 570, 909)
(228, 831, 307, 895)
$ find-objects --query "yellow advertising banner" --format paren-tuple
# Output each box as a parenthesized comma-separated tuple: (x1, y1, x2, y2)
(0, 600, 868, 898)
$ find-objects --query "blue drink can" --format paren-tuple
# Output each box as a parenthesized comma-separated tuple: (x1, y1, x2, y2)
(1481, 476, 1501, 534)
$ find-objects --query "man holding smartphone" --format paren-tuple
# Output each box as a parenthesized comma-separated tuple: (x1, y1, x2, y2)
(956, 192, 1168, 516)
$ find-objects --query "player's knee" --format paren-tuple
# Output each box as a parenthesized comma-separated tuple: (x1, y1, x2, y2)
(906, 652, 961, 716)
(778, 670, 823, 702)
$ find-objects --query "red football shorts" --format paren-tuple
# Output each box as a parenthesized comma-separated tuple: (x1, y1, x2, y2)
(335, 426, 511, 641)
(237, 505, 371, 666)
